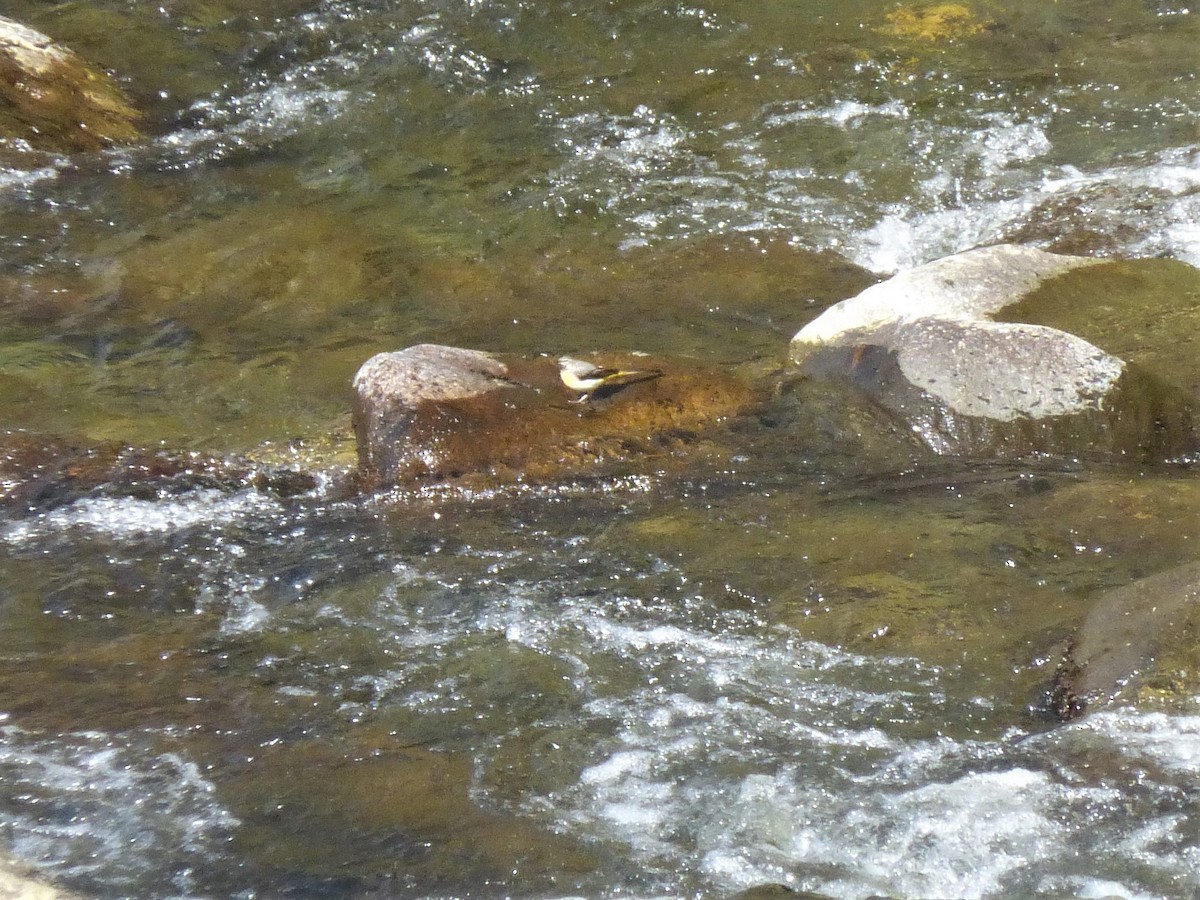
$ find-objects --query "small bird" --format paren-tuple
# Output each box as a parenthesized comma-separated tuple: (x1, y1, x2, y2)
(558, 356, 662, 403)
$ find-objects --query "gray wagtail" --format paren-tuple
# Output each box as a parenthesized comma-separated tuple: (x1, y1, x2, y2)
(558, 356, 662, 403)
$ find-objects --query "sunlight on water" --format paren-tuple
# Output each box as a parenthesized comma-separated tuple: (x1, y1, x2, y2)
(0, 475, 1196, 896)
(509, 600, 1200, 899)
(2, 490, 282, 543)
(279, 508, 1197, 898)
(0, 726, 237, 897)
(0, 0, 1198, 895)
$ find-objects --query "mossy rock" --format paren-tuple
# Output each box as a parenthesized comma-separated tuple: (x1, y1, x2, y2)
(0, 15, 140, 154)
(1052, 561, 1200, 721)
(352, 344, 758, 488)
(878, 3, 991, 43)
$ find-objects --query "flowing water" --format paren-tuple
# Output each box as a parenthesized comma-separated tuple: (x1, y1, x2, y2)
(1, 0, 1199, 897)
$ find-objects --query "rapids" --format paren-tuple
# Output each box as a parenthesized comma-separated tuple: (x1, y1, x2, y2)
(1, 0, 1198, 897)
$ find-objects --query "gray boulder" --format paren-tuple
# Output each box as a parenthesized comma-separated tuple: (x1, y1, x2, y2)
(790, 245, 1196, 459)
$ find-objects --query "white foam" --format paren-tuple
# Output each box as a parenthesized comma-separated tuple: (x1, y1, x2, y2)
(543, 83, 1200, 267)
(2, 489, 280, 543)
(520, 597, 1200, 898)
(851, 198, 1041, 274)
(552, 106, 690, 179)
(162, 83, 354, 164)
(0, 160, 62, 193)
(158, 523, 1198, 899)
(581, 749, 656, 785)
(1037, 875, 1169, 900)
(760, 98, 910, 130)
(849, 145, 1200, 273)
(0, 727, 237, 895)
(1056, 709, 1200, 773)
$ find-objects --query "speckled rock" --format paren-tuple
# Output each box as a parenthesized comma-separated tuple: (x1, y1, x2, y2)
(351, 343, 756, 487)
(351, 344, 527, 485)
(790, 245, 1197, 460)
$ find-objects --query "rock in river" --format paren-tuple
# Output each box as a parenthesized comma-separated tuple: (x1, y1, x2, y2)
(1052, 561, 1200, 721)
(0, 430, 317, 514)
(0, 15, 140, 155)
(351, 343, 755, 487)
(789, 244, 1197, 460)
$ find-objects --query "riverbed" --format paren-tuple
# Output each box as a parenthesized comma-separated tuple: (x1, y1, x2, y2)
(1, 0, 1198, 897)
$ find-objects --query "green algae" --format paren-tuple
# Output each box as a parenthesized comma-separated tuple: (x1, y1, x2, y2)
(0, 0, 1197, 894)
(1000, 259, 1200, 396)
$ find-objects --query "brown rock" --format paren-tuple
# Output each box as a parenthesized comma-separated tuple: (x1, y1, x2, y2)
(351, 343, 756, 487)
(0, 430, 316, 513)
(0, 15, 140, 154)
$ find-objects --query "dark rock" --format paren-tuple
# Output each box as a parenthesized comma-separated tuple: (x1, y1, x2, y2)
(0, 430, 316, 514)
(0, 15, 140, 155)
(1052, 561, 1200, 721)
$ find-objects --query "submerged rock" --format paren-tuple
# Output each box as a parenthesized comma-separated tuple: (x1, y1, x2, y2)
(790, 245, 1197, 460)
(0, 430, 317, 514)
(352, 343, 756, 487)
(878, 3, 991, 43)
(0, 15, 140, 155)
(219, 733, 602, 889)
(1052, 561, 1200, 721)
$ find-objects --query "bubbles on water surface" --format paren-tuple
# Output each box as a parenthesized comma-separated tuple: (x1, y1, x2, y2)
(0, 480, 1198, 898)
(543, 89, 1200, 272)
(1, 489, 282, 544)
(0, 726, 237, 896)
(463, 585, 1200, 900)
(5, 0, 1196, 270)
(0, 2, 1198, 895)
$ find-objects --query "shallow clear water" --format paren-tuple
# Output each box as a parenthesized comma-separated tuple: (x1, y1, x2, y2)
(2, 471, 1199, 898)
(1, 0, 1199, 897)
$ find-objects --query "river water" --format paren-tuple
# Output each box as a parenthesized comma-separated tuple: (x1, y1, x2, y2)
(1, 0, 1199, 898)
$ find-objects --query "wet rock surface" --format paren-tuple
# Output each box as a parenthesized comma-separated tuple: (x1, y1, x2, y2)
(0, 430, 318, 515)
(789, 245, 1198, 461)
(0, 15, 140, 157)
(352, 343, 757, 487)
(1052, 561, 1200, 721)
